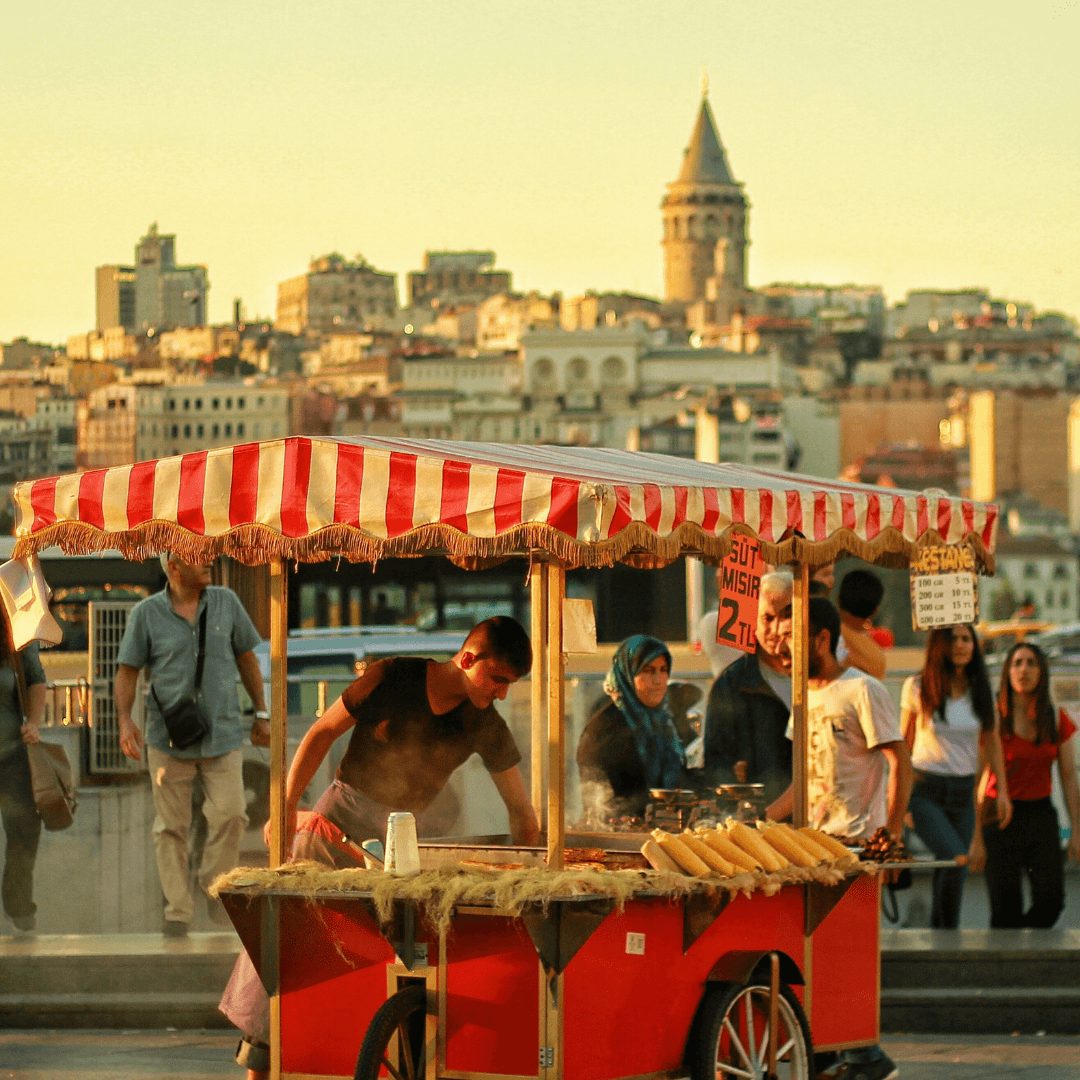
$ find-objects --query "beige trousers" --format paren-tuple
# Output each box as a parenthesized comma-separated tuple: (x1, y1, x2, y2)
(147, 747, 247, 924)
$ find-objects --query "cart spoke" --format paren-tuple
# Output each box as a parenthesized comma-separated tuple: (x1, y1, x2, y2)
(722, 1015, 755, 1073)
(380, 1055, 407, 1080)
(756, 1016, 769, 1067)
(743, 991, 760, 1070)
(776, 1035, 796, 1061)
(397, 1021, 416, 1080)
(715, 1064, 755, 1079)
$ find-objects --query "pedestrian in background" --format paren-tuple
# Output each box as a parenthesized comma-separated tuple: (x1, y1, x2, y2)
(901, 624, 1009, 928)
(704, 571, 793, 802)
(969, 642, 1080, 928)
(114, 554, 269, 936)
(0, 607, 47, 934)
(836, 568, 888, 680)
(577, 635, 686, 816)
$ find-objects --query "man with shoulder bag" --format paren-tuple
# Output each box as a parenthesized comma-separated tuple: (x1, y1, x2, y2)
(115, 553, 269, 936)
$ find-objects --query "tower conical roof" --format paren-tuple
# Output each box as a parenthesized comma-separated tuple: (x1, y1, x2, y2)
(677, 97, 736, 185)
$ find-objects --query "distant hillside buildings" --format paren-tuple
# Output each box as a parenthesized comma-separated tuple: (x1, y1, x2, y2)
(96, 224, 208, 333)
(275, 253, 398, 335)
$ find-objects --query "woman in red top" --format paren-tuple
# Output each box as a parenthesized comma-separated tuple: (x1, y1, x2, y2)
(970, 642, 1080, 928)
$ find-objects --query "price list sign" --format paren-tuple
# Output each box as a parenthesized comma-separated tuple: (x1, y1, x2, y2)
(717, 534, 764, 653)
(910, 546, 978, 630)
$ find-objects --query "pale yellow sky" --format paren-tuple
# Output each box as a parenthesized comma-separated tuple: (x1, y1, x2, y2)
(2, 0, 1078, 343)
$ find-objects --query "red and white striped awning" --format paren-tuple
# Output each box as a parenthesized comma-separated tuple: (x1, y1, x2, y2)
(12, 436, 998, 570)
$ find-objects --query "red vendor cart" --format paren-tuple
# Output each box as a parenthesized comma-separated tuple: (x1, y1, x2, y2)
(12, 436, 998, 1080)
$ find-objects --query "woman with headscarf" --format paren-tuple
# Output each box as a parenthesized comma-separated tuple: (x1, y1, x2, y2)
(576, 635, 686, 818)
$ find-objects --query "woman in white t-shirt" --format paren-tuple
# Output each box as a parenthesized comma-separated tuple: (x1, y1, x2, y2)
(900, 624, 1010, 928)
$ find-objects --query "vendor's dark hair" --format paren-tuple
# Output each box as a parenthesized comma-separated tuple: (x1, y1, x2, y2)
(838, 569, 884, 619)
(920, 624, 994, 731)
(808, 597, 841, 657)
(997, 641, 1057, 744)
(466, 616, 532, 676)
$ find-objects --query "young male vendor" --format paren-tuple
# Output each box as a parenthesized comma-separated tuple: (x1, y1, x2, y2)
(221, 616, 541, 1078)
(767, 597, 912, 1080)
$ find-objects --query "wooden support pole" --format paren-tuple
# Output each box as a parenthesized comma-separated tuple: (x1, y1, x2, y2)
(268, 557, 289, 867)
(545, 562, 566, 870)
(267, 557, 288, 1080)
(791, 561, 810, 829)
(530, 560, 548, 829)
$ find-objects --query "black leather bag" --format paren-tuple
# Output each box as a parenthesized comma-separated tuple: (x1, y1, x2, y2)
(152, 609, 209, 750)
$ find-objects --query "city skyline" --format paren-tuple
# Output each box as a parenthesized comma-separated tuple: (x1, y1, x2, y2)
(3, 0, 1078, 343)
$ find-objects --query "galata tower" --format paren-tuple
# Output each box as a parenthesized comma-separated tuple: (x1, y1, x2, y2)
(662, 92, 749, 305)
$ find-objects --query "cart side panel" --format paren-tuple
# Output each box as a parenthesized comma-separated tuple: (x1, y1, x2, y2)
(808, 873, 880, 1049)
(562, 889, 806, 1080)
(279, 898, 399, 1077)
(444, 913, 539, 1077)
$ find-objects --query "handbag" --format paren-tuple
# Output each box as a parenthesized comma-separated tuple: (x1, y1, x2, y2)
(150, 608, 210, 751)
(8, 641, 77, 830)
(26, 740, 77, 830)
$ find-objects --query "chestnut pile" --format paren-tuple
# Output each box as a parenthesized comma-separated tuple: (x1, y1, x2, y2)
(859, 827, 911, 864)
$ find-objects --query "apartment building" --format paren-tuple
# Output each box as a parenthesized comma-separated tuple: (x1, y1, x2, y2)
(134, 382, 290, 460)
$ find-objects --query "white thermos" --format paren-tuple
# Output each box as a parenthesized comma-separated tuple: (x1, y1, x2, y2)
(384, 812, 420, 876)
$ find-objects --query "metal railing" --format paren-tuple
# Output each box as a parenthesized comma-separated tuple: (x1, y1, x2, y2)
(41, 678, 90, 728)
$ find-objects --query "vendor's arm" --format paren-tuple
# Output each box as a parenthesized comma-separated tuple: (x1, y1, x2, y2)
(267, 696, 358, 852)
(898, 676, 918, 756)
(1058, 734, 1080, 864)
(115, 663, 143, 760)
(879, 739, 913, 840)
(265, 661, 387, 851)
(766, 783, 793, 824)
(490, 765, 541, 845)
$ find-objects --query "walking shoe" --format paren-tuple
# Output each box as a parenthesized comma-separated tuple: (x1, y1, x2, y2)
(162, 918, 189, 937)
(843, 1058, 898, 1080)
(11, 915, 36, 934)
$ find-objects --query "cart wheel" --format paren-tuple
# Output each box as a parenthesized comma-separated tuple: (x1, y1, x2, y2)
(354, 984, 427, 1080)
(688, 981, 811, 1080)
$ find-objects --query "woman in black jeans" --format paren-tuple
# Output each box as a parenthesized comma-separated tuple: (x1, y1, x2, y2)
(901, 624, 1009, 928)
(969, 642, 1080, 928)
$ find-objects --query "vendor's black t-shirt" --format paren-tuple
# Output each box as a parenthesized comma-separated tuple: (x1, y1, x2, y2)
(336, 657, 521, 813)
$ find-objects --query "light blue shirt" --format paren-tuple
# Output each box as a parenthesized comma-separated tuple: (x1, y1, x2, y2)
(118, 586, 260, 759)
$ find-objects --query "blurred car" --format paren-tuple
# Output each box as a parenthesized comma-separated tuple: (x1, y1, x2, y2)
(1026, 623, 1080, 663)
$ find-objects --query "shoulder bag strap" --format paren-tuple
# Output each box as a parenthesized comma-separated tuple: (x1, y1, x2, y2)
(149, 606, 208, 709)
(194, 606, 208, 691)
(9, 646, 29, 724)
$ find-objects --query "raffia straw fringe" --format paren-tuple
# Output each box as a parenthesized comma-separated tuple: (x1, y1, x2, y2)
(210, 860, 878, 938)
(15, 518, 995, 575)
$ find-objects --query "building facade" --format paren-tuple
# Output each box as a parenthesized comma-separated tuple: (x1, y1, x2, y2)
(276, 254, 398, 335)
(406, 251, 511, 309)
(969, 389, 1073, 514)
(78, 384, 138, 469)
(134, 381, 291, 461)
(96, 225, 208, 333)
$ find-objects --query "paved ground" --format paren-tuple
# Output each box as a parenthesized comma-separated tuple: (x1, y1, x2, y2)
(1, 1031, 1079, 1079)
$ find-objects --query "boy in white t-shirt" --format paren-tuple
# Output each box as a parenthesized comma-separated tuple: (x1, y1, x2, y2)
(767, 597, 912, 1080)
